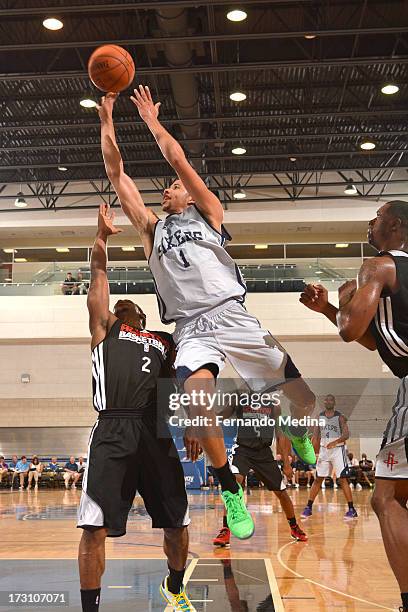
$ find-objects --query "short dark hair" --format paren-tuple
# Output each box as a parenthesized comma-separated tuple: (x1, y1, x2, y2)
(21, 455, 26, 459)
(0, 456, 4, 460)
(387, 200, 408, 233)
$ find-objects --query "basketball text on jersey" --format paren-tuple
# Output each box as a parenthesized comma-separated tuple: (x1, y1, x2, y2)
(157, 228, 204, 258)
(118, 324, 170, 357)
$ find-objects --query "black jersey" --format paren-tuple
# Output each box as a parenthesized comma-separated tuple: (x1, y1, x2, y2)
(91, 319, 173, 416)
(235, 401, 275, 451)
(369, 250, 408, 378)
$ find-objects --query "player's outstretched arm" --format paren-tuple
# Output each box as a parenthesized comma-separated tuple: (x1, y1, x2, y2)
(87, 205, 120, 349)
(97, 93, 158, 258)
(131, 85, 224, 232)
(300, 282, 377, 350)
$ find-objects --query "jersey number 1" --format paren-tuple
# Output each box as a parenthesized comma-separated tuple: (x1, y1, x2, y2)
(178, 249, 190, 268)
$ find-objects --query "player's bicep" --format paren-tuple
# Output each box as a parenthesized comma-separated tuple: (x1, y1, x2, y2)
(339, 415, 350, 438)
(173, 157, 224, 227)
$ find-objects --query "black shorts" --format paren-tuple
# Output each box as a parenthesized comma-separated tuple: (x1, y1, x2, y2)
(77, 414, 189, 537)
(230, 446, 285, 491)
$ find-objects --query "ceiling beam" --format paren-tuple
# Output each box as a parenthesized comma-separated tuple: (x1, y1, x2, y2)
(1, 27, 407, 52)
(1, 56, 407, 81)
(1, 109, 406, 134)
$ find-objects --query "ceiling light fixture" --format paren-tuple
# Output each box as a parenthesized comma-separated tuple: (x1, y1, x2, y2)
(56, 248, 70, 253)
(230, 90, 247, 102)
(360, 140, 376, 151)
(304, 33, 317, 39)
(227, 9, 247, 22)
(233, 186, 246, 199)
(58, 166, 68, 172)
(43, 17, 63, 31)
(3, 248, 16, 254)
(344, 183, 358, 195)
(80, 92, 97, 109)
(121, 246, 136, 252)
(289, 156, 297, 162)
(232, 147, 246, 155)
(254, 244, 268, 250)
(14, 258, 27, 263)
(381, 83, 399, 95)
(335, 243, 350, 249)
(14, 189, 27, 208)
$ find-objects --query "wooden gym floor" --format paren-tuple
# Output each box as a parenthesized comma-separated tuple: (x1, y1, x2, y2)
(0, 487, 398, 611)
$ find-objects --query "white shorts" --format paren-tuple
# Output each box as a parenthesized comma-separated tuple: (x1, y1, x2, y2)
(173, 300, 300, 391)
(375, 436, 408, 479)
(316, 445, 348, 478)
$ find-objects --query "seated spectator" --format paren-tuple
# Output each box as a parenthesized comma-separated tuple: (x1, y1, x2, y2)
(77, 456, 86, 474)
(46, 457, 61, 472)
(359, 453, 375, 488)
(28, 456, 43, 489)
(61, 272, 76, 295)
(294, 459, 315, 488)
(63, 456, 80, 489)
(0, 456, 8, 485)
(347, 452, 362, 490)
(15, 456, 30, 490)
(72, 272, 88, 295)
(9, 454, 19, 488)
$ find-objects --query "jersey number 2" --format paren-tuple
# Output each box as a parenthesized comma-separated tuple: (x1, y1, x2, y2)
(178, 249, 190, 268)
(141, 357, 151, 373)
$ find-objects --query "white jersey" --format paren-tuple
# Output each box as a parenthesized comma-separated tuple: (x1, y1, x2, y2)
(149, 205, 246, 324)
(319, 410, 345, 448)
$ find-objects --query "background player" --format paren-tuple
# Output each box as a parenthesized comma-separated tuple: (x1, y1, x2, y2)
(213, 394, 307, 547)
(98, 88, 316, 540)
(301, 394, 357, 519)
(77, 205, 195, 612)
(300, 200, 408, 612)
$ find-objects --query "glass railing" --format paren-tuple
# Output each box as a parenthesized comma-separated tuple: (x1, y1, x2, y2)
(0, 260, 359, 296)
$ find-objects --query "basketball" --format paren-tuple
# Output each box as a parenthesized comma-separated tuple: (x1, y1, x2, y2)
(88, 44, 135, 93)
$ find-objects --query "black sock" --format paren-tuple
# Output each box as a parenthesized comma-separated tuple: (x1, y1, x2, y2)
(167, 565, 185, 595)
(80, 588, 100, 612)
(289, 425, 307, 437)
(401, 593, 408, 609)
(348, 501, 354, 510)
(214, 462, 239, 494)
(307, 500, 313, 509)
(223, 515, 228, 528)
(288, 517, 297, 527)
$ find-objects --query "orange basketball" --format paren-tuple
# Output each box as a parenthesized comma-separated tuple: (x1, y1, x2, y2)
(88, 45, 135, 93)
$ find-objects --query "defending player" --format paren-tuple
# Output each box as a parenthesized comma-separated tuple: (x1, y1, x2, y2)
(300, 200, 408, 612)
(213, 395, 307, 547)
(77, 205, 195, 612)
(301, 394, 357, 520)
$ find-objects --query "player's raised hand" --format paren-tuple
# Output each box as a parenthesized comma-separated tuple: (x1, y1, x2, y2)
(96, 92, 119, 122)
(130, 85, 161, 123)
(97, 204, 123, 236)
(299, 283, 329, 312)
(183, 427, 202, 463)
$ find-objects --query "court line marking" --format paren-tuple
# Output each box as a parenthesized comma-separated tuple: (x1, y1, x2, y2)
(189, 578, 218, 582)
(277, 540, 395, 611)
(264, 558, 285, 612)
(107, 586, 132, 589)
(233, 569, 266, 583)
(164, 558, 198, 612)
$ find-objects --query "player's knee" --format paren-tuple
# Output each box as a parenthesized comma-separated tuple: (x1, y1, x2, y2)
(163, 526, 187, 543)
(371, 488, 391, 516)
(80, 527, 107, 553)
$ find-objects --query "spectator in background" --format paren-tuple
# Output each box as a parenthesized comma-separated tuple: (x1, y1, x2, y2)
(347, 452, 362, 491)
(61, 272, 76, 295)
(294, 459, 315, 489)
(9, 454, 19, 489)
(0, 456, 8, 485)
(28, 456, 43, 489)
(16, 456, 30, 490)
(47, 456, 61, 472)
(77, 457, 86, 473)
(72, 272, 88, 295)
(359, 453, 375, 488)
(63, 456, 80, 489)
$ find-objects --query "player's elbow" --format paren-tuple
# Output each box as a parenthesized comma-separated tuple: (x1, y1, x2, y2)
(106, 165, 121, 185)
(338, 325, 358, 343)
